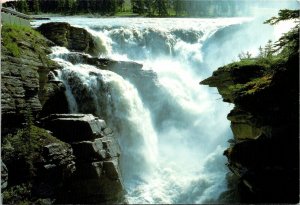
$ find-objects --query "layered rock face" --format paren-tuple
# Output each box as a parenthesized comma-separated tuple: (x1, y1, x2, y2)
(201, 52, 299, 203)
(2, 25, 125, 204)
(1, 26, 68, 133)
(41, 114, 124, 203)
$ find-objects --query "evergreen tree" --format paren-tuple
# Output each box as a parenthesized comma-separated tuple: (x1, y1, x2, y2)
(174, 0, 184, 16)
(117, 0, 125, 12)
(144, 0, 153, 16)
(132, 0, 145, 14)
(15, 0, 29, 14)
(153, 0, 168, 16)
(32, 0, 40, 14)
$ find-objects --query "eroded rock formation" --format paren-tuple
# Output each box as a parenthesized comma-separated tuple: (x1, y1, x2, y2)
(201, 49, 299, 203)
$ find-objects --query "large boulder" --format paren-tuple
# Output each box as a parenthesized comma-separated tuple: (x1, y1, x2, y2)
(38, 22, 98, 56)
(68, 159, 124, 203)
(41, 114, 107, 142)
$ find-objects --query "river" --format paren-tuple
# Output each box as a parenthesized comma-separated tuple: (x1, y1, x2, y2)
(34, 16, 292, 204)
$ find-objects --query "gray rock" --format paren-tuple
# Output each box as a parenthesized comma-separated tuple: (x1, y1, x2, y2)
(101, 137, 121, 158)
(70, 159, 124, 203)
(41, 114, 107, 142)
(43, 142, 76, 176)
(38, 22, 98, 56)
(71, 140, 106, 161)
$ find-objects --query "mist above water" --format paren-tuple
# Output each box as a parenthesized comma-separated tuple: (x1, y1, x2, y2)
(46, 14, 293, 203)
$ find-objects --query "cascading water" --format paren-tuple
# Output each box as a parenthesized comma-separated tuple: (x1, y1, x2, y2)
(43, 17, 291, 204)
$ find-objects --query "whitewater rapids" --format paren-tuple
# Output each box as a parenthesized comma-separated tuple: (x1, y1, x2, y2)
(42, 17, 290, 204)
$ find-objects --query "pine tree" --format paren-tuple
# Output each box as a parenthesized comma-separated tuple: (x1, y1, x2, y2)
(132, 0, 144, 14)
(264, 40, 274, 57)
(32, 0, 40, 14)
(144, 0, 153, 16)
(174, 0, 184, 16)
(153, 0, 168, 16)
(16, 0, 29, 14)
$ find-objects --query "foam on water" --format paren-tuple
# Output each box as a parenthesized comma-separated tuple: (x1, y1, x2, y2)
(46, 16, 293, 203)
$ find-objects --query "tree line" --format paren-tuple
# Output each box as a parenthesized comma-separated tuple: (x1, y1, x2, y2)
(4, 0, 294, 17)
(4, 0, 125, 15)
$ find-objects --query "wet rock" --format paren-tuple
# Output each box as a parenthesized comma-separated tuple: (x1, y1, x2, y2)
(39, 81, 69, 117)
(101, 137, 121, 158)
(38, 22, 98, 56)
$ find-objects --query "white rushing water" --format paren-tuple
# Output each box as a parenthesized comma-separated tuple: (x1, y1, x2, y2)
(44, 17, 291, 203)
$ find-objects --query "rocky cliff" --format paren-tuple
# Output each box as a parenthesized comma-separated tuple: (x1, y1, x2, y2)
(1, 25, 68, 133)
(1, 24, 125, 204)
(201, 18, 299, 203)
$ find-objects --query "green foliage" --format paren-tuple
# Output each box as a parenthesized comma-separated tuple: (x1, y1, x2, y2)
(265, 9, 299, 56)
(238, 51, 252, 60)
(2, 24, 54, 68)
(15, 0, 29, 14)
(153, 0, 168, 16)
(233, 9, 299, 75)
(2, 125, 62, 203)
(2, 24, 40, 57)
(264, 9, 299, 25)
(2, 124, 61, 173)
(229, 74, 273, 97)
(224, 9, 299, 101)
(1, 106, 64, 204)
(4, 40, 20, 57)
(2, 183, 32, 205)
(32, 0, 40, 14)
(132, 0, 145, 14)
(4, 0, 273, 17)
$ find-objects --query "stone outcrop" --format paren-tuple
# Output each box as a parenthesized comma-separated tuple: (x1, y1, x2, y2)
(41, 114, 125, 203)
(38, 22, 98, 56)
(1, 25, 125, 204)
(1, 25, 68, 133)
(201, 50, 299, 203)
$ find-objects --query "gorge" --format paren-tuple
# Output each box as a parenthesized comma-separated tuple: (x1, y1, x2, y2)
(1, 10, 299, 204)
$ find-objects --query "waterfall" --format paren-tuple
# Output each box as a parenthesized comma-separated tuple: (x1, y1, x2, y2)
(46, 17, 286, 204)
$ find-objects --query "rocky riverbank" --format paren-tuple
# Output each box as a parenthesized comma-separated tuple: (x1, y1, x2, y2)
(201, 13, 299, 203)
(1, 23, 125, 204)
